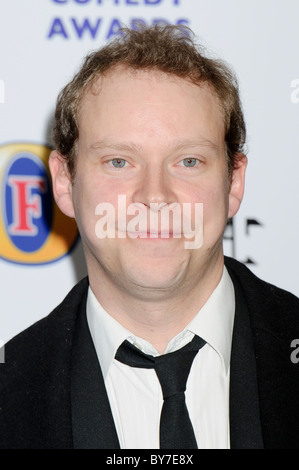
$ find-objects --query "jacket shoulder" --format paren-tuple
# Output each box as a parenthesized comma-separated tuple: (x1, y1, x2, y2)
(225, 258, 299, 449)
(3, 276, 89, 364)
(0, 277, 89, 449)
(225, 256, 299, 320)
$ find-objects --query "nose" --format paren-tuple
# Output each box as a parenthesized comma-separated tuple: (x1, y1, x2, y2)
(132, 165, 177, 208)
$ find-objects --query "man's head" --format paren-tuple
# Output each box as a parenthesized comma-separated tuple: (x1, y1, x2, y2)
(49, 25, 247, 308)
(52, 25, 246, 181)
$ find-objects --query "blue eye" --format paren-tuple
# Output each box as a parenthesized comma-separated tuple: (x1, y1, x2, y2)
(181, 158, 198, 167)
(110, 158, 127, 168)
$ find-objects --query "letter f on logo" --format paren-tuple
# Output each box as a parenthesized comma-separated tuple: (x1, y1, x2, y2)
(7, 176, 47, 236)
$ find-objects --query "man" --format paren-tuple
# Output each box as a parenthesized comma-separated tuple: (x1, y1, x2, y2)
(1, 25, 299, 450)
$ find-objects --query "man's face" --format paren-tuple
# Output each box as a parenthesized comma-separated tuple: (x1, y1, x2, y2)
(51, 67, 246, 300)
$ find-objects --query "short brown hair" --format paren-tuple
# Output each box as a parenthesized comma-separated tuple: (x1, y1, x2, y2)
(52, 24, 246, 179)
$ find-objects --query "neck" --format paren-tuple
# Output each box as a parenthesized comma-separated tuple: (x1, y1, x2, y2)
(87, 256, 224, 354)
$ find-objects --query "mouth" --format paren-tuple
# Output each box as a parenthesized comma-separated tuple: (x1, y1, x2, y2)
(124, 231, 182, 239)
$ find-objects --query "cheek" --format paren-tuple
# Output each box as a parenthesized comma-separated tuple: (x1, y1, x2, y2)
(185, 177, 228, 212)
(72, 172, 131, 244)
(75, 172, 117, 210)
(198, 178, 230, 232)
(71, 176, 101, 241)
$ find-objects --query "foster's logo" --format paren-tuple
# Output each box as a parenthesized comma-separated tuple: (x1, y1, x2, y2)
(0, 143, 78, 265)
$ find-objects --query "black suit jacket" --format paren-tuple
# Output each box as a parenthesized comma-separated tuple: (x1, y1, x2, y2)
(1, 257, 299, 449)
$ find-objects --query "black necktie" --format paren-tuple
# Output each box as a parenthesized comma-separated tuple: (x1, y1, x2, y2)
(115, 334, 206, 449)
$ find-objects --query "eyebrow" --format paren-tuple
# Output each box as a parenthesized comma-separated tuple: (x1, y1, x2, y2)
(89, 138, 220, 153)
(90, 140, 142, 153)
(172, 138, 220, 152)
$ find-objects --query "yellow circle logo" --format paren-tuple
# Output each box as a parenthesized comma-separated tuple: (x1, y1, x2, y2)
(0, 143, 79, 265)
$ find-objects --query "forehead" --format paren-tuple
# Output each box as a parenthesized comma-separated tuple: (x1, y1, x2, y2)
(78, 67, 225, 148)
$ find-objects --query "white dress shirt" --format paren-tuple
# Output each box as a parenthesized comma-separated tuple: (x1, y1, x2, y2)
(86, 266, 235, 449)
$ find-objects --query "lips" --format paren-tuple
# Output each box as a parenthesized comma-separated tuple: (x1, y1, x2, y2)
(124, 231, 182, 239)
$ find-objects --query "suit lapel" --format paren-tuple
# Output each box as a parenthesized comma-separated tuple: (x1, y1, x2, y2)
(71, 292, 120, 449)
(70, 265, 268, 449)
(229, 270, 264, 449)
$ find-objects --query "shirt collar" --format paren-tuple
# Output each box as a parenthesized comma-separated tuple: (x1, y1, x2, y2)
(186, 266, 235, 375)
(86, 266, 235, 379)
(86, 288, 131, 379)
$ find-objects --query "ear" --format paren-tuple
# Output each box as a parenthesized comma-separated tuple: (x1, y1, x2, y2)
(228, 154, 247, 218)
(48, 150, 75, 218)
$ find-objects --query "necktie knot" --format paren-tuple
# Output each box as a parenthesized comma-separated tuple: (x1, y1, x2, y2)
(154, 348, 202, 398)
(115, 334, 206, 449)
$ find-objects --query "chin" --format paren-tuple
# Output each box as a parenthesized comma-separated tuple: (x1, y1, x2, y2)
(125, 263, 187, 294)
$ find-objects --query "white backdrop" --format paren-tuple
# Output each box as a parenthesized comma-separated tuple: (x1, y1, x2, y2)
(1, 0, 299, 344)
